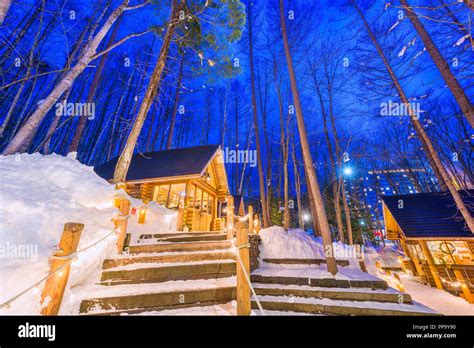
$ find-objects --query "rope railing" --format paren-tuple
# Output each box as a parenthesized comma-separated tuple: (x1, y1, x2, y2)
(235, 242, 265, 315)
(0, 213, 129, 313)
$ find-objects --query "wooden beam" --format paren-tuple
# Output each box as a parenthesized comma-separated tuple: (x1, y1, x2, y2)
(226, 195, 234, 240)
(419, 240, 444, 289)
(41, 222, 84, 315)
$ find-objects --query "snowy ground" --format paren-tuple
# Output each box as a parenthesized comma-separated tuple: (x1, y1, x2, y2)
(0, 153, 176, 315)
(398, 274, 474, 315)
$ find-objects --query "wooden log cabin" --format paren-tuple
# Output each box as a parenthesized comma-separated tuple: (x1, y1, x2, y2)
(382, 190, 474, 303)
(95, 145, 231, 232)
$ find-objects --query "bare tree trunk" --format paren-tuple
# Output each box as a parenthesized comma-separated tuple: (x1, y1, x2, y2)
(0, 0, 12, 25)
(3, 0, 147, 155)
(400, 0, 474, 128)
(279, 0, 337, 274)
(353, 0, 474, 233)
(291, 142, 304, 229)
(273, 60, 290, 229)
(247, 2, 269, 228)
(166, 53, 185, 149)
(0, 0, 46, 138)
(311, 64, 345, 243)
(68, 14, 124, 153)
(113, 0, 179, 182)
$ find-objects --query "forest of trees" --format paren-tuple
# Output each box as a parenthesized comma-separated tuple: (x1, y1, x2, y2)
(1, 0, 473, 264)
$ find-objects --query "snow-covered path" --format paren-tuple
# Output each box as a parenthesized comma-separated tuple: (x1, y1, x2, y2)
(399, 274, 474, 315)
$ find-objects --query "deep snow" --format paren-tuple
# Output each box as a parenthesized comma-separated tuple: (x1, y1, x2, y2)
(0, 153, 176, 314)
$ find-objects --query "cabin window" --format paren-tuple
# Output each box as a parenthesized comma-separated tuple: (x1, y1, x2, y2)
(426, 241, 473, 265)
(153, 183, 185, 209)
(168, 183, 186, 209)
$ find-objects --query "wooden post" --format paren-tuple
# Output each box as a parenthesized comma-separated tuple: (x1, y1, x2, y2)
(419, 240, 444, 289)
(226, 195, 234, 240)
(236, 227, 251, 315)
(115, 197, 131, 253)
(453, 269, 474, 303)
(41, 222, 84, 315)
(254, 214, 261, 234)
(248, 205, 254, 234)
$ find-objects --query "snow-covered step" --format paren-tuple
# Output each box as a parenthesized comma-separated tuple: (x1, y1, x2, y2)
(263, 258, 350, 266)
(128, 240, 232, 254)
(251, 295, 440, 316)
(253, 283, 412, 304)
(100, 260, 236, 285)
(103, 250, 236, 269)
(153, 233, 227, 243)
(250, 274, 388, 290)
(80, 278, 237, 314)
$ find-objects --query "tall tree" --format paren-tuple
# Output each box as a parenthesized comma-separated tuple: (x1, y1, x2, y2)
(247, 1, 270, 228)
(2, 0, 149, 155)
(279, 0, 337, 274)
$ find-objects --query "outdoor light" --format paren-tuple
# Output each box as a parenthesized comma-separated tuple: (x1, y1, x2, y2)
(342, 167, 353, 176)
(303, 213, 310, 222)
(138, 206, 147, 224)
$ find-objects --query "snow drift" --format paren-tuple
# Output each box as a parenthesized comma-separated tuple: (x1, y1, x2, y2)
(258, 226, 363, 267)
(0, 153, 176, 314)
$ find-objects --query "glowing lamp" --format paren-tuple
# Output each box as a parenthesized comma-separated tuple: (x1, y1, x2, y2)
(342, 167, 353, 176)
(138, 206, 147, 224)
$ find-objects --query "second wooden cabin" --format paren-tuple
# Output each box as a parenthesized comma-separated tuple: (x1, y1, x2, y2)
(382, 189, 474, 303)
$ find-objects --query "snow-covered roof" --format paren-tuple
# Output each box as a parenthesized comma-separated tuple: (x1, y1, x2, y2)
(94, 145, 224, 184)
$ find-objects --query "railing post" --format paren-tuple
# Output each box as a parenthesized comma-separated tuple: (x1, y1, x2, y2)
(453, 269, 474, 303)
(226, 195, 234, 240)
(236, 226, 251, 315)
(114, 197, 131, 253)
(41, 222, 84, 315)
(254, 214, 261, 234)
(248, 205, 254, 234)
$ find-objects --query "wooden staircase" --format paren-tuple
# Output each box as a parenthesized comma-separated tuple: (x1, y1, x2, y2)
(80, 232, 236, 315)
(250, 260, 439, 316)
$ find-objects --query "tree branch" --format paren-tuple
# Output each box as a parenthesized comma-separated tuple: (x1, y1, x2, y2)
(90, 30, 152, 60)
(124, 1, 149, 11)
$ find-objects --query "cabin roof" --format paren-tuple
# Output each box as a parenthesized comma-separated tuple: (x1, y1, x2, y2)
(95, 145, 223, 183)
(382, 189, 474, 239)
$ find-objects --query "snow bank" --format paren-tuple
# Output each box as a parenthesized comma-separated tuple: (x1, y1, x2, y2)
(0, 153, 176, 314)
(258, 227, 362, 267)
(0, 153, 117, 314)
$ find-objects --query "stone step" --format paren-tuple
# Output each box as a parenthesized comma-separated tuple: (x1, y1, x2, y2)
(263, 258, 350, 267)
(154, 234, 227, 243)
(251, 295, 439, 316)
(80, 286, 236, 314)
(253, 283, 412, 304)
(129, 240, 232, 254)
(101, 261, 236, 285)
(250, 274, 388, 290)
(103, 251, 236, 269)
